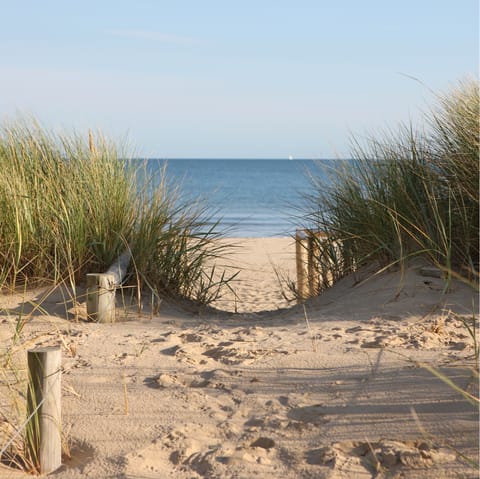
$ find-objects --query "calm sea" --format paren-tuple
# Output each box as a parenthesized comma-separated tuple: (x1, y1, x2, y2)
(147, 159, 332, 238)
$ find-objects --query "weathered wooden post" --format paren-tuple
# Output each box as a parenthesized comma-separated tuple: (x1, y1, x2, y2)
(295, 229, 309, 300)
(27, 346, 62, 474)
(86, 273, 116, 323)
(307, 233, 320, 296)
(86, 251, 131, 323)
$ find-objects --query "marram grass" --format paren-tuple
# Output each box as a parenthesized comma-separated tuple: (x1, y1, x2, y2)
(306, 79, 479, 286)
(302, 80, 479, 470)
(0, 117, 236, 307)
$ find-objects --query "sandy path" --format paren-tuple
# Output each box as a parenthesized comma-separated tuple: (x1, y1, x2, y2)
(211, 237, 297, 313)
(0, 238, 478, 479)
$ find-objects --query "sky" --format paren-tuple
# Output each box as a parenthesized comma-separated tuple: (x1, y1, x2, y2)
(0, 0, 478, 158)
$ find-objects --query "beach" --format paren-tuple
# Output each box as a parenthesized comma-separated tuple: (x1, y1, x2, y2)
(0, 237, 478, 479)
(211, 237, 298, 313)
(1, 0, 477, 476)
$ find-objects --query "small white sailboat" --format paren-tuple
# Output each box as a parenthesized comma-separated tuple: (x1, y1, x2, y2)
(288, 155, 294, 160)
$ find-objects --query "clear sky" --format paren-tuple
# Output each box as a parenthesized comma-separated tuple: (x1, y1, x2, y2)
(0, 1, 478, 158)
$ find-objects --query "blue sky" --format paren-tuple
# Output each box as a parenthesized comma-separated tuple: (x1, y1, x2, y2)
(0, 1, 477, 158)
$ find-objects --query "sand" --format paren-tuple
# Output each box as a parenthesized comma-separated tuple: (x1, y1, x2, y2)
(0, 238, 478, 479)
(212, 237, 297, 313)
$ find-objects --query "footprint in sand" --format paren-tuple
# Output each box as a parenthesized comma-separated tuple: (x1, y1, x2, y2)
(179, 332, 205, 343)
(200, 368, 236, 390)
(219, 439, 277, 468)
(160, 344, 200, 364)
(125, 439, 175, 478)
(145, 368, 243, 394)
(144, 371, 209, 389)
(126, 425, 223, 478)
(288, 404, 331, 426)
(305, 440, 458, 476)
(202, 344, 289, 365)
(62, 440, 96, 474)
(353, 314, 475, 351)
(162, 326, 291, 367)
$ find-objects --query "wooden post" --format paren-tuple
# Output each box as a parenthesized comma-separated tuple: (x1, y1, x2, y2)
(27, 346, 62, 475)
(307, 234, 320, 295)
(86, 273, 116, 323)
(295, 230, 308, 300)
(86, 251, 131, 323)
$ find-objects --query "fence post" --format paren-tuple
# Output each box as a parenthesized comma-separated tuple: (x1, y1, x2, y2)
(86, 273, 116, 323)
(86, 251, 131, 323)
(307, 233, 320, 295)
(295, 229, 309, 299)
(27, 346, 62, 474)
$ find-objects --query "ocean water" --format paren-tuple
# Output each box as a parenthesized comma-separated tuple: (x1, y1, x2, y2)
(147, 159, 330, 237)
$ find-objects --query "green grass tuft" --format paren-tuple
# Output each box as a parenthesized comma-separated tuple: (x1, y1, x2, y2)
(305, 79, 479, 286)
(0, 117, 236, 308)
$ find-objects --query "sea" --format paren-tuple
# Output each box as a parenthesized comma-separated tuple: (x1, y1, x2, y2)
(146, 159, 334, 238)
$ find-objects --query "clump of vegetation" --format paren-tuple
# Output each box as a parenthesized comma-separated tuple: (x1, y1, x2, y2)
(306, 79, 479, 286)
(0, 117, 236, 306)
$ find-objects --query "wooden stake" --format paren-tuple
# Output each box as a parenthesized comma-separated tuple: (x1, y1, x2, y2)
(86, 273, 116, 323)
(27, 347, 62, 474)
(307, 234, 320, 295)
(295, 229, 308, 300)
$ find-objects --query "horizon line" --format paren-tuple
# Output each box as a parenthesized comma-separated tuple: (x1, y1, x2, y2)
(131, 157, 352, 161)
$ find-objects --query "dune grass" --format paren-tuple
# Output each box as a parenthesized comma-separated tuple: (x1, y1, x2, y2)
(305, 79, 479, 287)
(0, 117, 236, 308)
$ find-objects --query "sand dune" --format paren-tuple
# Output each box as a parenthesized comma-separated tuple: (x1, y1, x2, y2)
(0, 238, 478, 478)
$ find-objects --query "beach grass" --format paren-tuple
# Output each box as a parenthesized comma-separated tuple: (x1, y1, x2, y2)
(305, 79, 479, 287)
(0, 117, 236, 308)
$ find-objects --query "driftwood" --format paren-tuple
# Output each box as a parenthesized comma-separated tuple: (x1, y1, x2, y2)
(105, 250, 132, 287)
